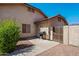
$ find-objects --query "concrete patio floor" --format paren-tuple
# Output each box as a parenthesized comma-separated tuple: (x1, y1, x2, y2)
(8, 38, 59, 56)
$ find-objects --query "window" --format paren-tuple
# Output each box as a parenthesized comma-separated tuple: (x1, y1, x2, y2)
(22, 24, 31, 33)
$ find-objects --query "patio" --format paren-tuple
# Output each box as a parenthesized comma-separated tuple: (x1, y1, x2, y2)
(7, 38, 59, 56)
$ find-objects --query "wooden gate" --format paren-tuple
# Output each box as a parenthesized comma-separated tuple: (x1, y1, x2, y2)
(53, 26, 63, 43)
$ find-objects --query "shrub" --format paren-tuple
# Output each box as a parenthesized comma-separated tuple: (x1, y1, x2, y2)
(0, 19, 20, 54)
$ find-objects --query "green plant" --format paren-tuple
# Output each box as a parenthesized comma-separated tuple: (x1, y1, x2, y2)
(0, 19, 20, 54)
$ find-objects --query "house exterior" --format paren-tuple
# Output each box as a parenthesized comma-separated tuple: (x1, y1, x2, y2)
(35, 15, 68, 43)
(0, 3, 47, 38)
(0, 3, 68, 43)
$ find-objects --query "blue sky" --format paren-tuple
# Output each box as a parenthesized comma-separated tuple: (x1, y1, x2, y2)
(29, 3, 79, 24)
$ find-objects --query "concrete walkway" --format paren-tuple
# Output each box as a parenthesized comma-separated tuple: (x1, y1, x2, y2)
(8, 38, 59, 56)
(37, 44, 79, 56)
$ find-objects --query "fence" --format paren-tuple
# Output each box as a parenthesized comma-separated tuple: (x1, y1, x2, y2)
(63, 25, 79, 46)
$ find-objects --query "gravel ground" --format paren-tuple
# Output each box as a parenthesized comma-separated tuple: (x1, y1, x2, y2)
(7, 45, 42, 56)
(7, 39, 59, 56)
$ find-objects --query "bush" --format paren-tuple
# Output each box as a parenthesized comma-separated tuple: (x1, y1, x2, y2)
(0, 19, 20, 54)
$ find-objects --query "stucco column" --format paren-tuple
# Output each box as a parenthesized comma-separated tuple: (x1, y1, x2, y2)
(50, 27, 53, 40)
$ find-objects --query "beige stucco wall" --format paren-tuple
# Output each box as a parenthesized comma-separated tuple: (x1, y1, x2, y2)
(63, 25, 79, 46)
(63, 26, 69, 45)
(0, 4, 45, 37)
